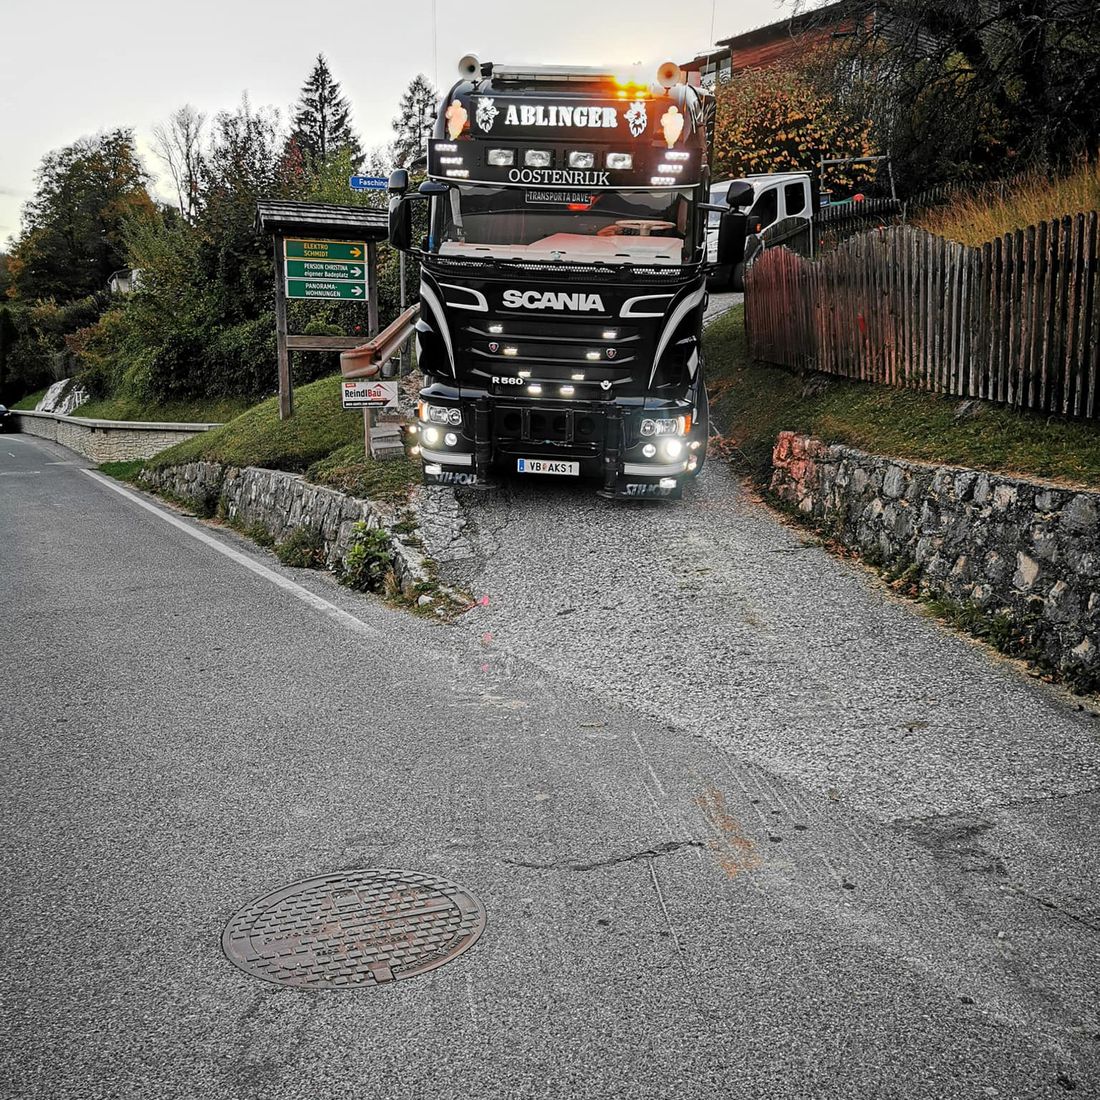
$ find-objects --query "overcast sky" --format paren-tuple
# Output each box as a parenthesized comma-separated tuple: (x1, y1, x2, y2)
(0, 0, 793, 247)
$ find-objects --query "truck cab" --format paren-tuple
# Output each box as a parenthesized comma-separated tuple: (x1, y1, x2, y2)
(387, 57, 747, 500)
(707, 172, 813, 289)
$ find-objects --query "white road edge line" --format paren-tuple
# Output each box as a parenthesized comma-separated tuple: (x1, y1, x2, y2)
(82, 470, 381, 639)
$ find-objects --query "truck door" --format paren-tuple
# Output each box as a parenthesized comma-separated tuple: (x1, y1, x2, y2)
(744, 185, 778, 264)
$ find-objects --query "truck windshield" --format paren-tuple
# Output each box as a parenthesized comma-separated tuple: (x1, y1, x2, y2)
(433, 185, 693, 266)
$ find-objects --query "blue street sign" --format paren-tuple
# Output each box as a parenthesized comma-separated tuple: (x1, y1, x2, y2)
(349, 175, 389, 191)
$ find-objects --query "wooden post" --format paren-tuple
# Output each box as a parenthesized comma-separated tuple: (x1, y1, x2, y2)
(364, 240, 380, 458)
(274, 233, 292, 420)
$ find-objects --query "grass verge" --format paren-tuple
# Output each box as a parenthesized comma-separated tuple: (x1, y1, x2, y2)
(913, 160, 1100, 246)
(75, 395, 253, 423)
(11, 387, 49, 410)
(705, 305, 1100, 489)
(306, 443, 418, 501)
(146, 373, 362, 473)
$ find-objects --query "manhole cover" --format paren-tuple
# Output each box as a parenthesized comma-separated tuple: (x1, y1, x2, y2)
(222, 868, 486, 988)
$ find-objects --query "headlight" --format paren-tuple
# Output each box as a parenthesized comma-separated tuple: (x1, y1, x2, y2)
(487, 148, 515, 166)
(525, 149, 552, 167)
(606, 152, 633, 169)
(423, 404, 462, 426)
(663, 438, 684, 459)
(639, 416, 686, 437)
(423, 427, 441, 445)
(568, 150, 595, 168)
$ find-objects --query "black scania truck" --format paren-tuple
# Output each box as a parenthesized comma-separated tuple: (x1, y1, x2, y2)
(387, 56, 748, 499)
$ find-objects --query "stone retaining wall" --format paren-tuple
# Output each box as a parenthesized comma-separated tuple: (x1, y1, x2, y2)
(771, 432, 1099, 688)
(139, 462, 432, 591)
(15, 409, 218, 462)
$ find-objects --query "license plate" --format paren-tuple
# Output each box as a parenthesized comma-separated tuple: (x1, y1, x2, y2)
(517, 458, 579, 476)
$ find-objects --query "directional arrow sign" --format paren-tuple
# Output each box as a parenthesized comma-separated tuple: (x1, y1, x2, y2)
(285, 259, 365, 281)
(286, 278, 365, 300)
(349, 175, 389, 191)
(284, 239, 366, 262)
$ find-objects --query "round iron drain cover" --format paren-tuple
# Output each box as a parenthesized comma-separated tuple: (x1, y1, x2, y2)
(222, 868, 486, 989)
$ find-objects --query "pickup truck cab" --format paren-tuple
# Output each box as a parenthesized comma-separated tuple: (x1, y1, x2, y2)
(707, 172, 813, 289)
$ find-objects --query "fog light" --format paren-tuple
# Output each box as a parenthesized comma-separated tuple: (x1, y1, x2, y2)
(663, 438, 683, 459)
(568, 150, 595, 168)
(525, 149, 552, 167)
(487, 148, 515, 166)
(423, 427, 441, 445)
(409, 445, 421, 456)
(444, 432, 458, 446)
(642, 443, 657, 458)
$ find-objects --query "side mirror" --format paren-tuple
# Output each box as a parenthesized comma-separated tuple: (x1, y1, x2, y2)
(389, 194, 413, 251)
(716, 211, 747, 267)
(418, 180, 450, 196)
(387, 169, 410, 195)
(725, 180, 754, 209)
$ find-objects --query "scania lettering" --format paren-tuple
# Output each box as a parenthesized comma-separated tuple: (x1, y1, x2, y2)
(387, 56, 748, 499)
(501, 290, 605, 311)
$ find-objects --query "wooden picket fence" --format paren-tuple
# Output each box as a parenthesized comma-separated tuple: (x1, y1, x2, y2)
(744, 214, 1100, 419)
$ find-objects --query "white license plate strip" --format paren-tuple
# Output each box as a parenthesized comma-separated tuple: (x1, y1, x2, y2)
(517, 458, 579, 476)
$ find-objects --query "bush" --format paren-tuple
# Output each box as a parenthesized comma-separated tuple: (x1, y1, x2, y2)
(274, 526, 326, 568)
(340, 522, 392, 592)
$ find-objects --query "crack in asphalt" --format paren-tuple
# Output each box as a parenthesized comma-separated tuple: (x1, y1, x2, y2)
(503, 839, 705, 872)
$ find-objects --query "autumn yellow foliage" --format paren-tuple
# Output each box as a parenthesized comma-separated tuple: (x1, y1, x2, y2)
(711, 61, 875, 193)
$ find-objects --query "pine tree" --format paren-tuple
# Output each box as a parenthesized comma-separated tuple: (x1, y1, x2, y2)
(288, 55, 363, 172)
(391, 75, 438, 168)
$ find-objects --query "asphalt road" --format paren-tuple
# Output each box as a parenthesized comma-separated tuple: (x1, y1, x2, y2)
(3, 431, 1099, 1100)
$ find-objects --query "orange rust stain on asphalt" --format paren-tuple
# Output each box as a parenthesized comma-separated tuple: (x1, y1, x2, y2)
(696, 786, 763, 878)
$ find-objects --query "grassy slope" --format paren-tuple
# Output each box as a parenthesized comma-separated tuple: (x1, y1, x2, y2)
(147, 373, 361, 472)
(11, 388, 48, 410)
(144, 372, 418, 500)
(914, 161, 1100, 246)
(76, 394, 253, 423)
(706, 305, 1100, 489)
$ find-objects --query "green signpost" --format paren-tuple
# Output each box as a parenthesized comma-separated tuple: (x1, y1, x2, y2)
(285, 259, 366, 280)
(283, 238, 369, 300)
(285, 278, 366, 300)
(284, 238, 366, 261)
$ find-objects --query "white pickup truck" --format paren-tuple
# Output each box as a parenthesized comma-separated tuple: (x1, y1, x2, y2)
(706, 172, 814, 290)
